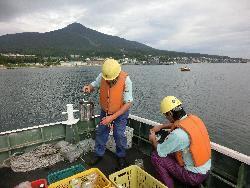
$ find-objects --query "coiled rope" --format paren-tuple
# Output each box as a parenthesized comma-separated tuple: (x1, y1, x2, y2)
(10, 144, 64, 172)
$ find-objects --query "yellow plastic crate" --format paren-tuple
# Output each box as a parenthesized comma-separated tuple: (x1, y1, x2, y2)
(109, 165, 167, 188)
(48, 168, 111, 188)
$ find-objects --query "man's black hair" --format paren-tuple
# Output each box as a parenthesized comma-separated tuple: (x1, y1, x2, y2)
(171, 105, 187, 121)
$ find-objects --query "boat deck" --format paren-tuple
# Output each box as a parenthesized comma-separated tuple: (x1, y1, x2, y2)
(0, 115, 249, 188)
(0, 147, 162, 188)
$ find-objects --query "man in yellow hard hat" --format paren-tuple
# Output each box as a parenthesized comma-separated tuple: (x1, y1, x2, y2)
(83, 58, 133, 168)
(149, 96, 211, 188)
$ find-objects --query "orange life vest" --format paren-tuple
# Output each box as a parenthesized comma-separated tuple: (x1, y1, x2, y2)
(171, 114, 211, 167)
(100, 71, 128, 114)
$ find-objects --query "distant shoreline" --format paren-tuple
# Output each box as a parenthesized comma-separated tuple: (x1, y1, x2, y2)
(0, 64, 103, 70)
(0, 62, 249, 70)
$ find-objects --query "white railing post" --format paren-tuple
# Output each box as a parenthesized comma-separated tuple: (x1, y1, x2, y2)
(62, 104, 79, 125)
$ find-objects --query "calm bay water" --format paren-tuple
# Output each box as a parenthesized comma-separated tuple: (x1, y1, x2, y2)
(0, 64, 249, 155)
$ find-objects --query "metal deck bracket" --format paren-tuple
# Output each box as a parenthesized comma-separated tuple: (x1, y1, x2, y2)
(236, 163, 246, 188)
(62, 104, 80, 143)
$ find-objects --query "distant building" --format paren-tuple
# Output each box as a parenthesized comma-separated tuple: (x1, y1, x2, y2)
(85, 57, 104, 65)
(70, 54, 80, 59)
(1, 53, 36, 58)
(148, 57, 159, 64)
(72, 61, 87, 66)
(87, 60, 103, 66)
(60, 61, 73, 67)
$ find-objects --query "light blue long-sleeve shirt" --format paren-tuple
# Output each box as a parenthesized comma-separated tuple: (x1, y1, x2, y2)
(91, 73, 133, 103)
(157, 127, 211, 174)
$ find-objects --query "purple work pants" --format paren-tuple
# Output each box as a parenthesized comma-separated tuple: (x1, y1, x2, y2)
(151, 151, 209, 188)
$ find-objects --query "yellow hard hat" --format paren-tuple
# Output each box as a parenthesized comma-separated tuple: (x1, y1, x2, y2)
(160, 96, 182, 114)
(102, 58, 121, 80)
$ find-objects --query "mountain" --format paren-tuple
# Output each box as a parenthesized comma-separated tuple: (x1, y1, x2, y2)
(0, 23, 163, 57)
(0, 23, 229, 58)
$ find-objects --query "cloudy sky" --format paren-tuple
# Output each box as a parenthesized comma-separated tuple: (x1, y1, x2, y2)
(0, 0, 249, 58)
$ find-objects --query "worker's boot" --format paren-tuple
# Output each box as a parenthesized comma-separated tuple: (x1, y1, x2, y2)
(117, 157, 127, 169)
(88, 156, 103, 166)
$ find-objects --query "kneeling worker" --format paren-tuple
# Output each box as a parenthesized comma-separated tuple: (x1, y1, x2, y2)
(149, 96, 211, 188)
(83, 58, 133, 168)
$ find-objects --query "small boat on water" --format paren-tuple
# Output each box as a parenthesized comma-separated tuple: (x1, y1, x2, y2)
(180, 67, 191, 71)
(0, 104, 249, 188)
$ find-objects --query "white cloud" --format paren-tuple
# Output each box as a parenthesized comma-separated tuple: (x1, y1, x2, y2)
(0, 0, 249, 58)
(3, 5, 86, 33)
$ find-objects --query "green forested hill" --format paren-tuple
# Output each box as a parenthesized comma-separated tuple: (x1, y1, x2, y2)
(0, 22, 225, 59)
(0, 23, 158, 57)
